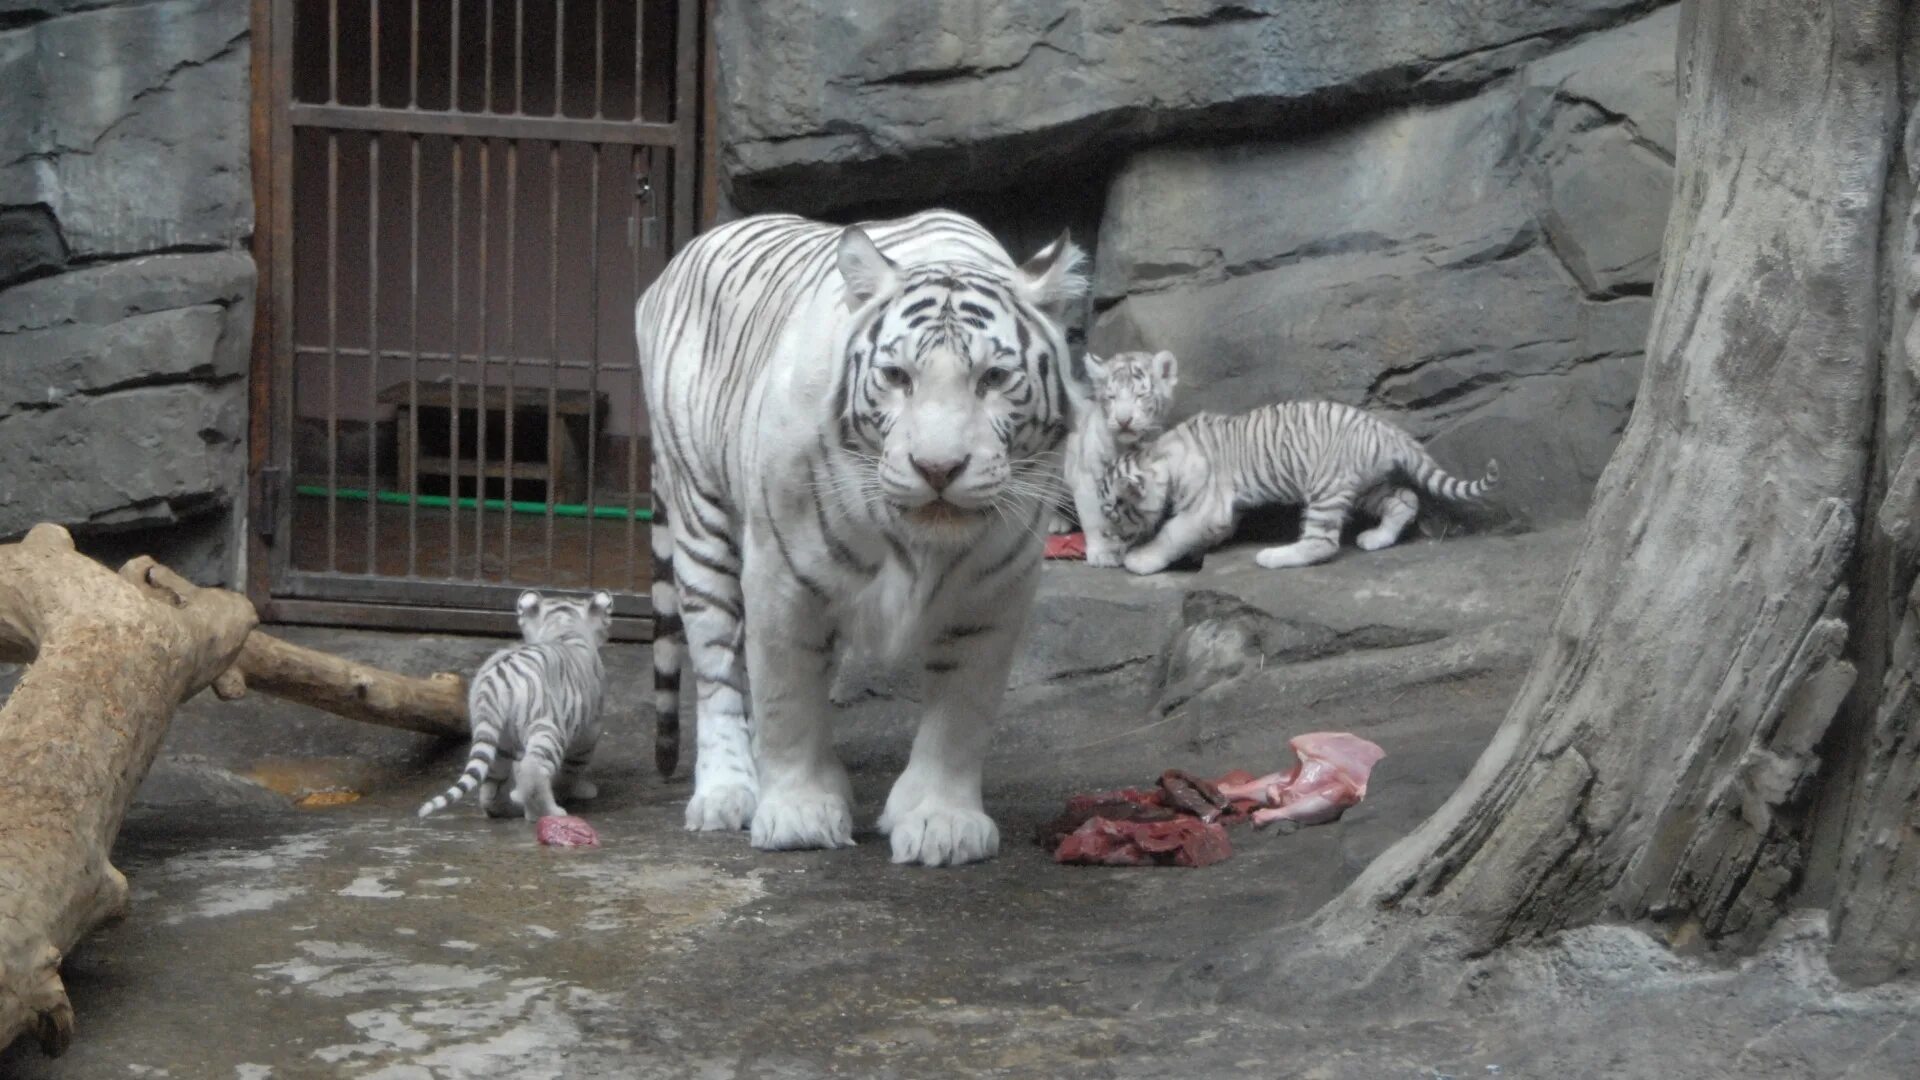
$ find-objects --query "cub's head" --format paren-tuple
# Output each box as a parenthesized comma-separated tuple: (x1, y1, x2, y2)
(1097, 447, 1170, 546)
(1085, 350, 1177, 445)
(831, 225, 1088, 546)
(517, 590, 614, 647)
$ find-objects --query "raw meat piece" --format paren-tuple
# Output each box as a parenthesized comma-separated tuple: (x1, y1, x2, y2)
(1214, 732, 1385, 828)
(1158, 769, 1231, 822)
(1035, 789, 1172, 849)
(1045, 533, 1087, 560)
(1054, 815, 1232, 868)
(536, 814, 601, 847)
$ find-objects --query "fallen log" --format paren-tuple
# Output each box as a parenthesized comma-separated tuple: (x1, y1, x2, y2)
(0, 525, 257, 1056)
(124, 560, 467, 738)
(1, 530, 471, 1058)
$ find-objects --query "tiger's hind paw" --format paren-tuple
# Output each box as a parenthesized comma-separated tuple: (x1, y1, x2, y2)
(684, 782, 757, 832)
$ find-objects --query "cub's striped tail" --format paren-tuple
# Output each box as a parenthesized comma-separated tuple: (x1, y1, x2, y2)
(418, 734, 498, 817)
(1400, 443, 1500, 503)
(650, 464, 683, 778)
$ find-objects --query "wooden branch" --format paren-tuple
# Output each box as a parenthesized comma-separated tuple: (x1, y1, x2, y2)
(0, 525, 257, 1057)
(121, 559, 467, 738)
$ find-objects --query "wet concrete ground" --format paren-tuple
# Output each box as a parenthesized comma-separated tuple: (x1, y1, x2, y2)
(6, 527, 1917, 1078)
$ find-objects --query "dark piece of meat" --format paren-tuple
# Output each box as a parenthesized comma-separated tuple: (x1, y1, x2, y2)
(1054, 815, 1232, 868)
(1158, 769, 1232, 823)
(1035, 789, 1172, 848)
(536, 815, 601, 847)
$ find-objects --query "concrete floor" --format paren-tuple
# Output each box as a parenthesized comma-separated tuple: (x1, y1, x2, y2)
(5, 527, 1917, 1078)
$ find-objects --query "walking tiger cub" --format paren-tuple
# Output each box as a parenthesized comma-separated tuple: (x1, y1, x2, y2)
(418, 590, 613, 821)
(1054, 350, 1179, 567)
(1099, 400, 1498, 575)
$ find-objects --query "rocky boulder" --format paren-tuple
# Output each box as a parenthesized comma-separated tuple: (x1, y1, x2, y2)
(1090, 6, 1678, 522)
(0, 0, 254, 582)
(716, 0, 1668, 214)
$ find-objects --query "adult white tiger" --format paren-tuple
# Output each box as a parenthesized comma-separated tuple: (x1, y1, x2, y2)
(638, 210, 1088, 866)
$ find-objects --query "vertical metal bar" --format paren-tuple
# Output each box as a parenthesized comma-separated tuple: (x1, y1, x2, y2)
(367, 2, 383, 573)
(585, 143, 601, 587)
(484, 0, 494, 113)
(326, 129, 340, 574)
(514, 0, 524, 113)
(641, 0, 656, 119)
(626, 146, 641, 590)
(554, 0, 564, 117)
(592, 0, 603, 119)
(447, 136, 463, 577)
(407, 131, 421, 577)
(366, 130, 381, 574)
(673, 0, 698, 246)
(370, 0, 381, 106)
(475, 136, 491, 580)
(409, 0, 419, 109)
(546, 139, 561, 582)
(450, 0, 460, 111)
(502, 138, 518, 578)
(328, 0, 339, 103)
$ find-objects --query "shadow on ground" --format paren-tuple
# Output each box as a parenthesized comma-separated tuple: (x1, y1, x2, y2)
(5, 527, 1915, 1079)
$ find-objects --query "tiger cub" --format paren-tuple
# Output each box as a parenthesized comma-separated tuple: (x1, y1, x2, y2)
(1099, 400, 1498, 575)
(1054, 350, 1179, 567)
(418, 590, 613, 821)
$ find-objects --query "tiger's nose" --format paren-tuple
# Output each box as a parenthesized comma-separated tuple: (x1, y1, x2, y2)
(911, 455, 969, 492)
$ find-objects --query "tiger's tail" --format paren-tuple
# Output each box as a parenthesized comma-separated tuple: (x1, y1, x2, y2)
(418, 720, 501, 817)
(1398, 436, 1500, 503)
(650, 457, 683, 779)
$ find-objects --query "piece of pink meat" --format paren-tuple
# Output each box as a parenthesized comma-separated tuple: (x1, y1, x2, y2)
(536, 815, 601, 847)
(1213, 732, 1385, 827)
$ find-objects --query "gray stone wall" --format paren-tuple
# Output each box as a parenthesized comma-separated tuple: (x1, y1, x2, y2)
(715, 1, 1680, 524)
(0, 0, 255, 582)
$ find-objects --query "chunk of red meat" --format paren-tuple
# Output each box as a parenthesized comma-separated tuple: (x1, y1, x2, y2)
(1054, 815, 1232, 868)
(536, 815, 601, 847)
(1158, 769, 1232, 822)
(1035, 790, 1173, 848)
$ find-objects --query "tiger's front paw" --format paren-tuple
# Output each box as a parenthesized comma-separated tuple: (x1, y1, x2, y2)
(684, 782, 757, 832)
(886, 804, 1000, 867)
(1047, 510, 1076, 535)
(1086, 541, 1125, 569)
(1123, 549, 1169, 575)
(751, 787, 855, 851)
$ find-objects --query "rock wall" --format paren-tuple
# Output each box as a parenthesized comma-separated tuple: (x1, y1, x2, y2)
(0, 0, 254, 582)
(715, 1, 1680, 524)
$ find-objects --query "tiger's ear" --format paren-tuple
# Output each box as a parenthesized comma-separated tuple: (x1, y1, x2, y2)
(838, 226, 900, 311)
(1082, 352, 1108, 384)
(1015, 230, 1088, 314)
(589, 590, 613, 614)
(517, 591, 541, 615)
(1151, 350, 1179, 388)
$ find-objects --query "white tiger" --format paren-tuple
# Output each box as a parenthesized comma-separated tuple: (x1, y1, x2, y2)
(1052, 350, 1179, 567)
(637, 210, 1087, 866)
(1099, 400, 1498, 575)
(418, 590, 612, 821)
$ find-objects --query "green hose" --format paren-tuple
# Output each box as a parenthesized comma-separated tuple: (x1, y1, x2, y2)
(296, 484, 653, 522)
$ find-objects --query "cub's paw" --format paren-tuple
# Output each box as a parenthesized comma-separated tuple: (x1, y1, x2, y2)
(1355, 528, 1397, 552)
(684, 782, 757, 832)
(1122, 550, 1168, 576)
(1047, 510, 1076, 535)
(886, 805, 1000, 867)
(1086, 543, 1125, 569)
(751, 788, 855, 851)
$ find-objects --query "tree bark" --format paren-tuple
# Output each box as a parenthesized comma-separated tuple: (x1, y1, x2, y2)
(121, 560, 468, 739)
(0, 525, 257, 1055)
(1328, 0, 1919, 978)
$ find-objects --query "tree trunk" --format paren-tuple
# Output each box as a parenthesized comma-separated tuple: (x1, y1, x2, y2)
(121, 560, 468, 739)
(1328, 0, 1919, 982)
(0, 525, 258, 1055)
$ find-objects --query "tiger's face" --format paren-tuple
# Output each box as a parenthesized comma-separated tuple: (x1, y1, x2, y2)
(1086, 350, 1177, 445)
(833, 226, 1087, 545)
(1097, 449, 1169, 546)
(517, 590, 614, 647)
